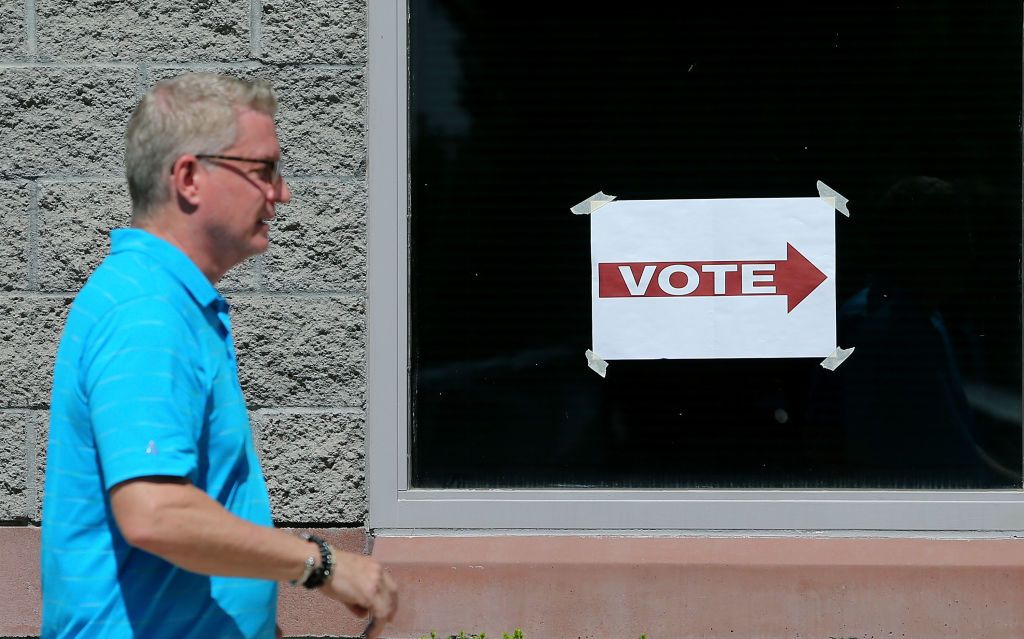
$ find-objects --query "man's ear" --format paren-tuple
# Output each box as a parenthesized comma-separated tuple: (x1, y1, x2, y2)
(170, 155, 203, 209)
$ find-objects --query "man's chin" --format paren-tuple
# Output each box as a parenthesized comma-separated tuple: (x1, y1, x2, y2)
(234, 239, 269, 265)
(252, 227, 271, 252)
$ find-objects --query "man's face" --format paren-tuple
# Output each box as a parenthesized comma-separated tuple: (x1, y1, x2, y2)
(196, 108, 291, 267)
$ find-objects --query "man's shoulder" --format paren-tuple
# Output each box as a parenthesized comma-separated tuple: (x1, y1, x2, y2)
(70, 250, 199, 343)
(76, 248, 194, 316)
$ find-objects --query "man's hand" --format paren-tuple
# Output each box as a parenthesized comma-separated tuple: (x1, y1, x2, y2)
(319, 550, 398, 638)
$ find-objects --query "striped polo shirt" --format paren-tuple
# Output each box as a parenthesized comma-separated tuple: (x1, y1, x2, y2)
(41, 228, 276, 639)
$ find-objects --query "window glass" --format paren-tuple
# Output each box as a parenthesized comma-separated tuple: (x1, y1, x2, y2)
(409, 1, 1023, 489)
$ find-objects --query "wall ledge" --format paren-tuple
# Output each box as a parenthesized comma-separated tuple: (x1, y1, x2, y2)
(375, 535, 1024, 639)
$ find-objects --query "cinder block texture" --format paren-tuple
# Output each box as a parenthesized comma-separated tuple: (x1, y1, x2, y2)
(38, 181, 130, 291)
(230, 295, 365, 407)
(0, 67, 137, 179)
(261, 0, 366, 64)
(271, 68, 365, 176)
(150, 66, 366, 176)
(218, 256, 259, 293)
(253, 410, 366, 522)
(0, 296, 71, 408)
(264, 180, 366, 292)
(36, 0, 248, 62)
(0, 412, 28, 520)
(0, 0, 25, 59)
(0, 181, 31, 291)
(33, 410, 47, 522)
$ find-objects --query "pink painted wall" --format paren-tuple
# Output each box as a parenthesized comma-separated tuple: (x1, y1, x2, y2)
(5, 529, 1023, 638)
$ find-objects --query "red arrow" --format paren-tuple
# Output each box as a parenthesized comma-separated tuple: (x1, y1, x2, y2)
(597, 243, 827, 313)
(775, 243, 829, 312)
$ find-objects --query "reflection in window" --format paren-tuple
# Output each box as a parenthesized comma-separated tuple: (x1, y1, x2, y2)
(409, 1, 1023, 489)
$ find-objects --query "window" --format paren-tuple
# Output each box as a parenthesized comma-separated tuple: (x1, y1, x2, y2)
(368, 0, 1024, 530)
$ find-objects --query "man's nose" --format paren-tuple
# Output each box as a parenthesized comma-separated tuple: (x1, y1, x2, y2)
(270, 178, 291, 204)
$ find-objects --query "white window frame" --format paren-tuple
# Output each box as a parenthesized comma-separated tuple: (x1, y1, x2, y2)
(366, 0, 1024, 534)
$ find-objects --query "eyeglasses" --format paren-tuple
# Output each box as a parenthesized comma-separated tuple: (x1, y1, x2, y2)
(195, 154, 284, 186)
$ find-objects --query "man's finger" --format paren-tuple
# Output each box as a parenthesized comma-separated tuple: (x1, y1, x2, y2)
(361, 616, 377, 639)
(346, 603, 369, 616)
(382, 574, 399, 621)
(368, 574, 398, 622)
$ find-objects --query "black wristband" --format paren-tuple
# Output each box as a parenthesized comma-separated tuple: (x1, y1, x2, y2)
(299, 533, 335, 589)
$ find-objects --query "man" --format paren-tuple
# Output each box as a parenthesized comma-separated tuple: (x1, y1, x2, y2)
(40, 73, 397, 638)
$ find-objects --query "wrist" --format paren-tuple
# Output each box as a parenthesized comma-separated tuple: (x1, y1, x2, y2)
(289, 546, 317, 587)
(296, 533, 335, 589)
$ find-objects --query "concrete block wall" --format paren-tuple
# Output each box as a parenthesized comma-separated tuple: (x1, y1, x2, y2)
(0, 0, 370, 552)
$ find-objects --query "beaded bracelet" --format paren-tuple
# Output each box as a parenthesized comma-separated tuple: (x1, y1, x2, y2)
(299, 533, 335, 589)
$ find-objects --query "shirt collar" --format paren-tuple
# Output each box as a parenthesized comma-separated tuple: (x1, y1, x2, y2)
(110, 228, 225, 309)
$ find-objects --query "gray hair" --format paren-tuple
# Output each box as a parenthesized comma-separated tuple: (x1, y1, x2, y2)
(125, 73, 278, 220)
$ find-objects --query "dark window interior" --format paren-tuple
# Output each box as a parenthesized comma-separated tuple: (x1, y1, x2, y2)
(409, 1, 1023, 489)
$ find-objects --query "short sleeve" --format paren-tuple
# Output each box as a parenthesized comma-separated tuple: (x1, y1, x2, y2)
(81, 297, 208, 490)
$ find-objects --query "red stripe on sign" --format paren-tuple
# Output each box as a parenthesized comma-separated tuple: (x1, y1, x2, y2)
(599, 261, 776, 298)
(597, 244, 828, 312)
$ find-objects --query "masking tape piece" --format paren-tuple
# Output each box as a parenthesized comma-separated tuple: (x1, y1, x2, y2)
(586, 349, 609, 377)
(571, 191, 617, 215)
(816, 180, 850, 217)
(819, 346, 855, 371)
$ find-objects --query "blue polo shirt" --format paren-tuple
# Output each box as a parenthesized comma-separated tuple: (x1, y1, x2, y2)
(41, 229, 276, 639)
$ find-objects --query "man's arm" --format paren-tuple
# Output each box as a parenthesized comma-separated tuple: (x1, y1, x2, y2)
(110, 477, 397, 634)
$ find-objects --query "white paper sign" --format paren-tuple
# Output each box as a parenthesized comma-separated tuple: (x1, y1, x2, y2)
(591, 197, 836, 360)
